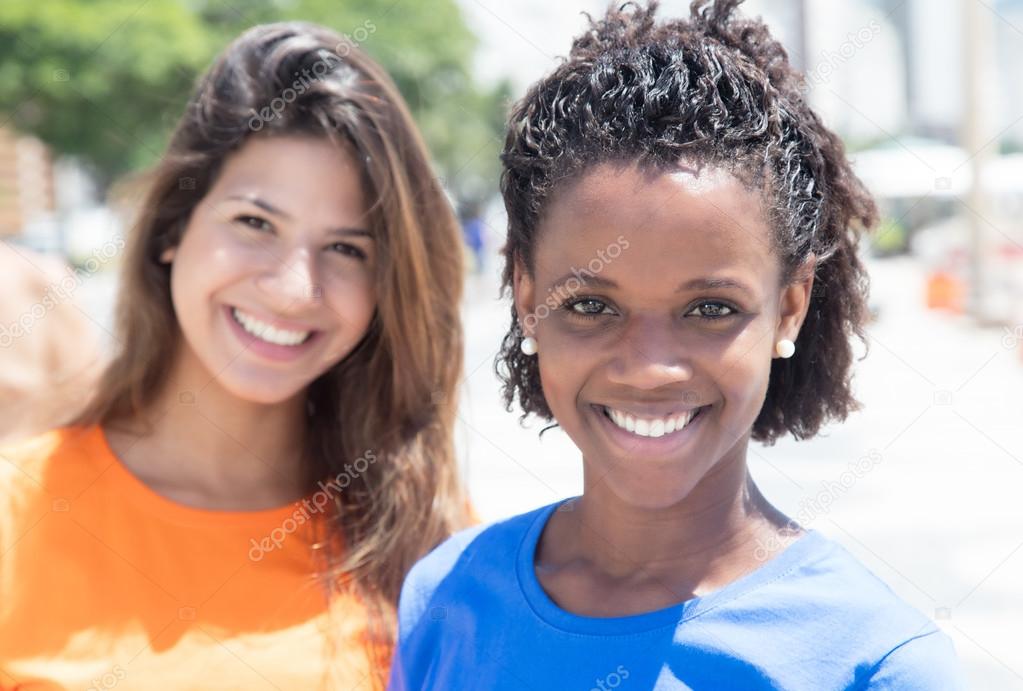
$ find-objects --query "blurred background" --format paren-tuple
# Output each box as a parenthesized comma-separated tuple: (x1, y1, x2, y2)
(1, 0, 1021, 688)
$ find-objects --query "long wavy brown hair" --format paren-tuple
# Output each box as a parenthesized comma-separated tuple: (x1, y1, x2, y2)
(72, 21, 469, 683)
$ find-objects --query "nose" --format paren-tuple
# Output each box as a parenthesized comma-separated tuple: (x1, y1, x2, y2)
(605, 314, 693, 390)
(256, 245, 320, 308)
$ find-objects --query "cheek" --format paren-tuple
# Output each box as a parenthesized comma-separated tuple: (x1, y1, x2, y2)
(534, 322, 597, 420)
(170, 222, 255, 303)
(168, 228, 217, 333)
(708, 323, 775, 429)
(168, 223, 269, 355)
(321, 269, 377, 345)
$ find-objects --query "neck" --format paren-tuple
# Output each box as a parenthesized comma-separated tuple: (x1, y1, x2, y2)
(569, 445, 793, 591)
(108, 342, 309, 510)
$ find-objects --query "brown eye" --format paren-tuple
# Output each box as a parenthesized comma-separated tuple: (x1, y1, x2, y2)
(686, 301, 736, 319)
(328, 242, 368, 260)
(568, 298, 613, 316)
(236, 215, 273, 233)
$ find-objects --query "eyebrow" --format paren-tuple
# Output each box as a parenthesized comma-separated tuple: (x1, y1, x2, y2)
(328, 227, 373, 238)
(229, 194, 291, 219)
(551, 273, 618, 290)
(549, 272, 753, 295)
(227, 194, 371, 238)
(676, 277, 754, 294)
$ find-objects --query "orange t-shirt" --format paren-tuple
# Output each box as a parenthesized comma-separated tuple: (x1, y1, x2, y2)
(0, 426, 387, 690)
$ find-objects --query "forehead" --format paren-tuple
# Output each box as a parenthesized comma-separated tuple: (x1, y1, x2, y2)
(207, 134, 368, 222)
(534, 162, 778, 291)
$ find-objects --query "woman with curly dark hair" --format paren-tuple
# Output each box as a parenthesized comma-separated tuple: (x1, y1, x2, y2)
(389, 1, 964, 689)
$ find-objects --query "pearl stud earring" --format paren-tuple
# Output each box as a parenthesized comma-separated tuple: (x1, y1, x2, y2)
(775, 339, 795, 359)
(520, 336, 538, 356)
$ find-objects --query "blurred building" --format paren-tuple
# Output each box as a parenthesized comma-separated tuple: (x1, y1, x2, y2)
(0, 244, 102, 445)
(0, 131, 105, 443)
(0, 126, 55, 239)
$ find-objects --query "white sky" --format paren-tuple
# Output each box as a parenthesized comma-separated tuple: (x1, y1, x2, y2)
(454, 0, 1013, 143)
(456, 0, 784, 93)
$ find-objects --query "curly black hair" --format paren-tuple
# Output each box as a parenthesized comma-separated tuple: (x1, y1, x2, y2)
(495, 0, 876, 444)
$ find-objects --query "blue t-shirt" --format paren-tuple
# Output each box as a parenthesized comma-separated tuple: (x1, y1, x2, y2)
(389, 500, 965, 690)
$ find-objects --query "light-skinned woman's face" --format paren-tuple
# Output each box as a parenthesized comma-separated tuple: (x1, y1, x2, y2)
(514, 162, 813, 509)
(162, 134, 376, 405)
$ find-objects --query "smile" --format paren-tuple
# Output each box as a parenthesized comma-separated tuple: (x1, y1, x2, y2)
(600, 405, 707, 438)
(231, 307, 312, 346)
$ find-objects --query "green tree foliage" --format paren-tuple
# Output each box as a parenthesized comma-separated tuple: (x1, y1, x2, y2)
(0, 0, 508, 203)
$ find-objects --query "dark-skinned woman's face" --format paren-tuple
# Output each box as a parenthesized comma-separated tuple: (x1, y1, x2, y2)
(514, 162, 813, 509)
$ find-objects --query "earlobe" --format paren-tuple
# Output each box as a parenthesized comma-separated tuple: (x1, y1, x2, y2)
(776, 255, 817, 350)
(159, 247, 177, 264)
(512, 257, 536, 335)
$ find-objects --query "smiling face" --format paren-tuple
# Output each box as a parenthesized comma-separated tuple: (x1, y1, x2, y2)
(514, 161, 813, 510)
(162, 134, 376, 405)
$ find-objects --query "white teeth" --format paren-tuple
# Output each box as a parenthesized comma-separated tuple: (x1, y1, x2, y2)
(232, 308, 311, 346)
(649, 419, 665, 438)
(604, 406, 702, 438)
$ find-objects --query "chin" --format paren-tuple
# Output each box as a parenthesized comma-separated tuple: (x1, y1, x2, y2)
(583, 455, 705, 511)
(216, 372, 309, 407)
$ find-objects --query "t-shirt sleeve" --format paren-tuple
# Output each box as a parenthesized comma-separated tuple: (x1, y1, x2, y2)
(394, 559, 433, 645)
(388, 563, 427, 690)
(388, 526, 485, 691)
(863, 629, 968, 690)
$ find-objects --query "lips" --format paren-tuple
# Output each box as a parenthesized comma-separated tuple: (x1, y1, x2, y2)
(588, 399, 712, 457)
(605, 405, 703, 438)
(223, 305, 321, 362)
(230, 306, 312, 346)
(600, 404, 706, 438)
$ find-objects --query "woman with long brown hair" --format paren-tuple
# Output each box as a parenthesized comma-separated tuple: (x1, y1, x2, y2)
(0, 21, 467, 690)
